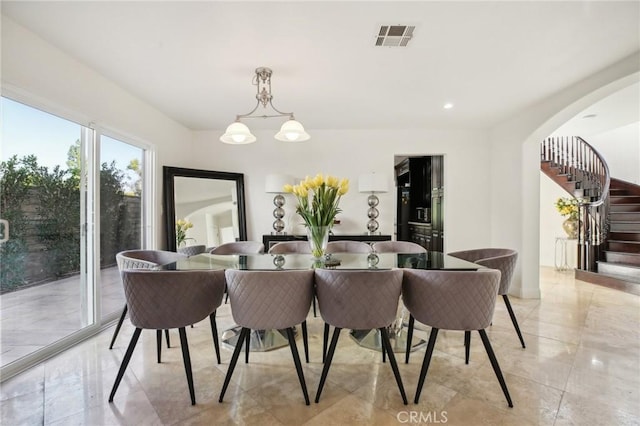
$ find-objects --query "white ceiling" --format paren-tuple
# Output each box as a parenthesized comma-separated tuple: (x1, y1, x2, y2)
(2, 1, 639, 132)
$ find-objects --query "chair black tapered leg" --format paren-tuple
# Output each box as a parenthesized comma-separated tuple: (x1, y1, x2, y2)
(503, 295, 526, 348)
(382, 331, 386, 363)
(405, 315, 415, 364)
(209, 311, 221, 364)
(156, 330, 162, 363)
(312, 295, 317, 317)
(478, 329, 513, 407)
(165, 329, 171, 348)
(322, 323, 329, 363)
(285, 327, 310, 405)
(379, 327, 408, 405)
(245, 330, 251, 364)
(220, 327, 250, 403)
(415, 327, 439, 404)
(464, 330, 471, 364)
(315, 327, 341, 403)
(178, 327, 196, 405)
(109, 304, 128, 349)
(301, 321, 309, 363)
(109, 328, 141, 402)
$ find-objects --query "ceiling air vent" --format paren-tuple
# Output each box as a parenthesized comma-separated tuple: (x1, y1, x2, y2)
(375, 25, 415, 47)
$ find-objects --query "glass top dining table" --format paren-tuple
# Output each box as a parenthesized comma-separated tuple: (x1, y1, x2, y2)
(166, 251, 482, 271)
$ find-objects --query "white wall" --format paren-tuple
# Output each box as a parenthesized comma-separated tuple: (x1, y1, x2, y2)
(589, 122, 640, 184)
(539, 173, 576, 267)
(192, 128, 493, 254)
(1, 16, 194, 247)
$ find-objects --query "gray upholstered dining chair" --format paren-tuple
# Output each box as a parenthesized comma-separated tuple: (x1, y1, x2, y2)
(219, 269, 315, 405)
(177, 244, 207, 256)
(325, 240, 372, 254)
(209, 241, 265, 254)
(447, 248, 523, 361)
(110, 250, 187, 359)
(268, 240, 311, 254)
(372, 240, 426, 253)
(320, 239, 374, 361)
(402, 269, 513, 407)
(314, 269, 408, 405)
(109, 269, 226, 405)
(268, 240, 317, 319)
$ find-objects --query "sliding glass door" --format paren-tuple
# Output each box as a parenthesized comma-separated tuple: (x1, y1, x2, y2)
(0, 96, 149, 375)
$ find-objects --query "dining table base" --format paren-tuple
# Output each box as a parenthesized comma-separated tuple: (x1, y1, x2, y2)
(349, 328, 427, 353)
(221, 326, 295, 351)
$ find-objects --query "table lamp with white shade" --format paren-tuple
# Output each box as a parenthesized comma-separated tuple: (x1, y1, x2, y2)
(265, 173, 295, 234)
(358, 173, 389, 235)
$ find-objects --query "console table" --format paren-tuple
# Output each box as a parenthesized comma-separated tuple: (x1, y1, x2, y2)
(263, 234, 391, 251)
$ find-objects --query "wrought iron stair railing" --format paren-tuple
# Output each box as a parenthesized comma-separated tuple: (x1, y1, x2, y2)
(541, 136, 610, 271)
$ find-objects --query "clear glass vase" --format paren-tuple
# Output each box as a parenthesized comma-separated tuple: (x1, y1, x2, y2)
(307, 225, 330, 259)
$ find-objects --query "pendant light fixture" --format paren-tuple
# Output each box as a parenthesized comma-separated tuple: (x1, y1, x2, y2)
(220, 67, 310, 144)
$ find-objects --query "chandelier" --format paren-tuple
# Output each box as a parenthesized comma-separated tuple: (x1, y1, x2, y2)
(220, 67, 310, 144)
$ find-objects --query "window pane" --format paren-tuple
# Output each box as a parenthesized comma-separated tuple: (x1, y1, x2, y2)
(99, 135, 144, 321)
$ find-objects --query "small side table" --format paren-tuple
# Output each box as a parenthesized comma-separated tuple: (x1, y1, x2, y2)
(554, 237, 577, 271)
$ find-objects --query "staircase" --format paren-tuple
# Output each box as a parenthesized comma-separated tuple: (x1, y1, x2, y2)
(541, 136, 640, 293)
(597, 178, 640, 284)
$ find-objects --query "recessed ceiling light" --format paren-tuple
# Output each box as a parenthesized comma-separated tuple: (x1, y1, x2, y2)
(582, 113, 597, 119)
(443, 103, 454, 110)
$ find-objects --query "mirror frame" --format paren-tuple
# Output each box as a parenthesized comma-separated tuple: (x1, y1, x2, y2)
(163, 166, 247, 252)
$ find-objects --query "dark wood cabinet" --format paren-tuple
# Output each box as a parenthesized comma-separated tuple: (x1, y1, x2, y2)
(262, 234, 391, 251)
(408, 222, 432, 251)
(396, 155, 444, 251)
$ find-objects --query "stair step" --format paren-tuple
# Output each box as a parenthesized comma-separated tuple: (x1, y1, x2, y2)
(604, 251, 640, 266)
(610, 212, 640, 221)
(610, 232, 640, 242)
(610, 203, 640, 213)
(608, 240, 640, 253)
(611, 195, 640, 204)
(610, 222, 640, 232)
(610, 188, 632, 196)
(596, 262, 640, 282)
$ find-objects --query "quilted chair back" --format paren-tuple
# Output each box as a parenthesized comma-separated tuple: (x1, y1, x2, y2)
(116, 249, 186, 271)
(268, 241, 312, 254)
(210, 241, 265, 254)
(372, 241, 426, 253)
(314, 269, 403, 329)
(224, 269, 314, 330)
(447, 248, 517, 295)
(177, 245, 207, 257)
(402, 269, 501, 331)
(121, 269, 226, 330)
(325, 240, 372, 254)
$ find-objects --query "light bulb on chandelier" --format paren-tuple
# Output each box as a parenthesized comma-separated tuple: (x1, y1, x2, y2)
(220, 67, 310, 144)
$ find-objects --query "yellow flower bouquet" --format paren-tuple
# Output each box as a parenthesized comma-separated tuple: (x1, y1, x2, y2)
(175, 218, 194, 247)
(554, 197, 579, 221)
(284, 174, 349, 258)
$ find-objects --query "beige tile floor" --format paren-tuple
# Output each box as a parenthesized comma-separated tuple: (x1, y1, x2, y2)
(1, 267, 639, 425)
